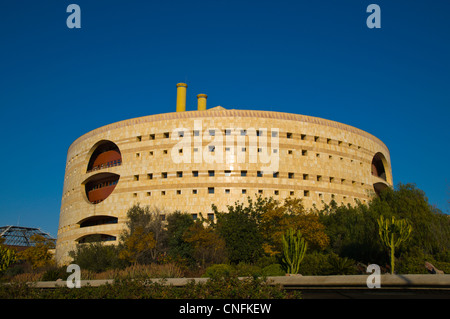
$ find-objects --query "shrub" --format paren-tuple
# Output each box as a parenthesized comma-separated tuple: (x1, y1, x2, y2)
(203, 264, 234, 278)
(234, 263, 262, 277)
(261, 264, 285, 276)
(41, 266, 69, 281)
(68, 241, 124, 273)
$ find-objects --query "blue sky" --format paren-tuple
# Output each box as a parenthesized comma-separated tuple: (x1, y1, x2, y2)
(0, 0, 449, 238)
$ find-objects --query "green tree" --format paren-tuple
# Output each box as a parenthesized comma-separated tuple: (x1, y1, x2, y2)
(17, 234, 55, 270)
(119, 204, 167, 264)
(183, 219, 227, 267)
(370, 183, 450, 256)
(166, 211, 195, 262)
(213, 198, 264, 264)
(0, 241, 17, 275)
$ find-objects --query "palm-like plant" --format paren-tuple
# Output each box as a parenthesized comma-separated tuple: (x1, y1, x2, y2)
(377, 215, 412, 274)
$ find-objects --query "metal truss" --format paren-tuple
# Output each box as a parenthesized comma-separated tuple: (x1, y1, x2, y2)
(0, 226, 55, 247)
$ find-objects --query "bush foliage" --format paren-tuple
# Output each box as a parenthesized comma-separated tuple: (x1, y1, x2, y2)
(1, 182, 449, 292)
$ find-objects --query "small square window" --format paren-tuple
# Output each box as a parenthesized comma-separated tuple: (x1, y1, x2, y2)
(274, 190, 279, 195)
(241, 147, 246, 152)
(301, 134, 306, 140)
(314, 136, 319, 142)
(208, 170, 215, 177)
(147, 173, 153, 180)
(193, 130, 200, 137)
(257, 147, 262, 153)
(208, 187, 215, 194)
(273, 149, 278, 154)
(133, 193, 137, 197)
(134, 175, 139, 181)
(225, 129, 232, 136)
(257, 171, 263, 177)
(258, 189, 263, 194)
(302, 150, 308, 156)
(225, 170, 231, 177)
(287, 132, 292, 139)
(193, 171, 199, 177)
(316, 153, 320, 158)
(162, 172, 167, 179)
(317, 175, 322, 182)
(207, 213, 214, 221)
(146, 192, 151, 196)
(330, 177, 334, 183)
(209, 129, 215, 136)
(178, 131, 184, 138)
(163, 150, 168, 154)
(225, 147, 231, 152)
(149, 151, 154, 156)
(304, 190, 310, 197)
(341, 179, 346, 184)
(303, 174, 308, 180)
(272, 131, 278, 137)
(290, 191, 295, 196)
(288, 150, 293, 155)
(288, 172, 294, 179)
(136, 136, 142, 142)
(225, 189, 230, 194)
(136, 153, 140, 158)
(177, 171, 183, 178)
(241, 170, 247, 177)
(209, 145, 215, 152)
(192, 189, 198, 194)
(242, 189, 247, 194)
(273, 172, 279, 178)
(177, 190, 181, 195)
(164, 132, 169, 138)
(241, 129, 247, 136)
(149, 134, 155, 140)
(179, 149, 183, 154)
(256, 130, 263, 136)
(194, 147, 199, 152)
(192, 214, 198, 220)
(161, 191, 166, 196)
(327, 138, 331, 144)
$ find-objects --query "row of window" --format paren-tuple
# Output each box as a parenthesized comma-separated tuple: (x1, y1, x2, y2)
(133, 170, 364, 186)
(87, 180, 118, 192)
(135, 131, 362, 150)
(88, 159, 122, 172)
(131, 188, 367, 204)
(136, 148, 365, 166)
(135, 188, 308, 197)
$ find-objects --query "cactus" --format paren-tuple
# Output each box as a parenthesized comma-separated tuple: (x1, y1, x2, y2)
(0, 245, 17, 274)
(281, 228, 307, 274)
(377, 215, 412, 274)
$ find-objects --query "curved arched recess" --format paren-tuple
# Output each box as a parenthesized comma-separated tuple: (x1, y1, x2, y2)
(82, 172, 120, 204)
(371, 153, 387, 181)
(373, 182, 390, 197)
(87, 140, 122, 172)
(78, 216, 118, 228)
(76, 234, 117, 244)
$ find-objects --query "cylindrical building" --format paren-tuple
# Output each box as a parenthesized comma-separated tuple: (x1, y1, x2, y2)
(56, 84, 392, 265)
